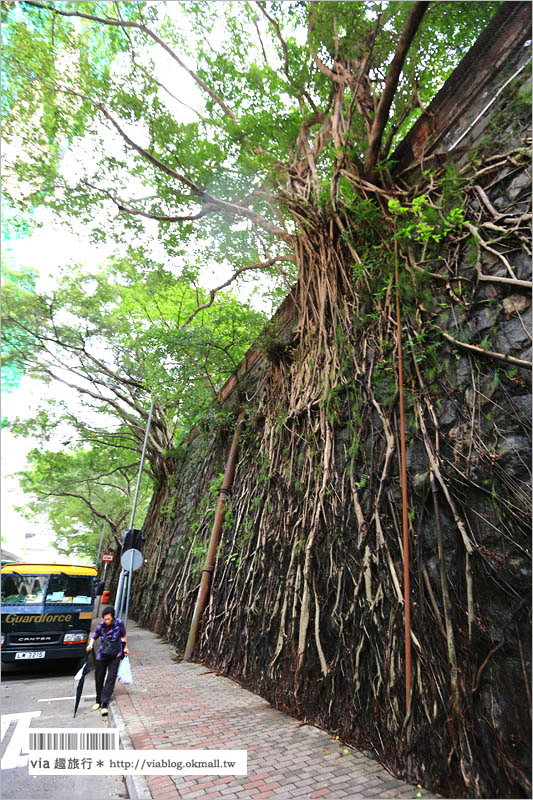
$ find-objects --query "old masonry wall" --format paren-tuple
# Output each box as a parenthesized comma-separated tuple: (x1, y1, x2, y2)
(129, 6, 532, 799)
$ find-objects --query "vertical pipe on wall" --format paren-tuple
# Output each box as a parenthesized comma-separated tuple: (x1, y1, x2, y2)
(395, 241, 412, 716)
(183, 411, 246, 662)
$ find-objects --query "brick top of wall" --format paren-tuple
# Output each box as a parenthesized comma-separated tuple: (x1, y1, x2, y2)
(393, 2, 532, 168)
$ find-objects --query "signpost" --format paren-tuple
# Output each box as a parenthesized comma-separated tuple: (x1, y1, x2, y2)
(102, 553, 114, 584)
(100, 554, 115, 609)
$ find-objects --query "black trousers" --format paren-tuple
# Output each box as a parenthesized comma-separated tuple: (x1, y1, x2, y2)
(94, 654, 121, 705)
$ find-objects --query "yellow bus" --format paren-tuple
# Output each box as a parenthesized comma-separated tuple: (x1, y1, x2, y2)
(1, 562, 98, 664)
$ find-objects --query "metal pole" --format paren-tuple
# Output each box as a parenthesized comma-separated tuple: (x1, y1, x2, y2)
(123, 550, 135, 629)
(117, 398, 154, 627)
(129, 398, 155, 530)
(96, 561, 108, 617)
(115, 570, 126, 615)
(115, 572, 121, 616)
(119, 573, 128, 619)
(96, 521, 106, 565)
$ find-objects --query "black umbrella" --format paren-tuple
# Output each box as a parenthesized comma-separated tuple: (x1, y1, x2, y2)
(73, 651, 94, 718)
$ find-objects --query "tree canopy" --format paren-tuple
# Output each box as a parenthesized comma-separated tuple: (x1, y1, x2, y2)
(3, 1, 499, 272)
(14, 437, 153, 558)
(1, 0, 502, 435)
(2, 255, 268, 470)
(2, 0, 503, 549)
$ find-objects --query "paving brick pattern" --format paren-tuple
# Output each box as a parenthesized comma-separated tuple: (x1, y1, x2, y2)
(113, 622, 437, 800)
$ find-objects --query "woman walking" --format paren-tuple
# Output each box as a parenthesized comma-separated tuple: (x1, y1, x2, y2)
(86, 605, 129, 716)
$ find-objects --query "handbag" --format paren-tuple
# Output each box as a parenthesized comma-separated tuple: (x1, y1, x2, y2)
(117, 656, 133, 685)
(101, 637, 122, 657)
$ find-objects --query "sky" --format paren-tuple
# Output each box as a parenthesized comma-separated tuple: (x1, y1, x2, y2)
(1, 220, 115, 562)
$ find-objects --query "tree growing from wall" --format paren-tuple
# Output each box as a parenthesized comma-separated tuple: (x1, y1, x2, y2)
(3, 3, 531, 797)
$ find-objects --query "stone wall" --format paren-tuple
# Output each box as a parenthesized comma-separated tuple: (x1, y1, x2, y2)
(130, 7, 531, 798)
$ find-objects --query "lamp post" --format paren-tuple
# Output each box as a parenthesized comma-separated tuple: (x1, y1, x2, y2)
(96, 521, 106, 564)
(116, 398, 154, 626)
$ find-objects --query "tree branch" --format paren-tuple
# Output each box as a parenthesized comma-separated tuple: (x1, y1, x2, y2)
(39, 366, 163, 449)
(252, 13, 270, 69)
(18, 5, 292, 241)
(7, 314, 148, 403)
(22, 0, 238, 123)
(436, 328, 532, 370)
(86, 96, 291, 239)
(34, 487, 121, 529)
(363, 1, 429, 178)
(255, 1, 318, 113)
(181, 254, 296, 327)
(82, 180, 212, 222)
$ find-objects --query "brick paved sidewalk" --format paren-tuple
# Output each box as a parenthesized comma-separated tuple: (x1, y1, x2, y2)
(111, 621, 437, 800)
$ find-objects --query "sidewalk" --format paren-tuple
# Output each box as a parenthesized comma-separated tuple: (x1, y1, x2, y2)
(110, 621, 438, 800)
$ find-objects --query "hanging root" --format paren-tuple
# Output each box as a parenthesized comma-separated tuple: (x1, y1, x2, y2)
(133, 144, 531, 798)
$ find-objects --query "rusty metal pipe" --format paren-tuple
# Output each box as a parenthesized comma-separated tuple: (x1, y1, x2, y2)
(183, 411, 246, 661)
(395, 241, 412, 715)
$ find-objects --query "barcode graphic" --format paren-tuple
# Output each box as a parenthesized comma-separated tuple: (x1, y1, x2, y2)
(29, 729, 118, 750)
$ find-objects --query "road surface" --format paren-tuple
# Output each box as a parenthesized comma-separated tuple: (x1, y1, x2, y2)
(2, 658, 128, 800)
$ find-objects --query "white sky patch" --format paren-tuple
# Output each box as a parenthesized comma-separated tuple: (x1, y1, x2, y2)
(1, 375, 73, 558)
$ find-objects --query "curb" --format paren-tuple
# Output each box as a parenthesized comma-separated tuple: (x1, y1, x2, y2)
(108, 697, 152, 799)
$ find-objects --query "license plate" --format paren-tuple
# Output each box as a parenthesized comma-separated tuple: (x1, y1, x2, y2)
(15, 651, 46, 660)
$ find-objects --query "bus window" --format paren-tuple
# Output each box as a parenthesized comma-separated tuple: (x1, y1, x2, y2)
(1, 573, 45, 605)
(45, 574, 93, 604)
(30, 578, 45, 602)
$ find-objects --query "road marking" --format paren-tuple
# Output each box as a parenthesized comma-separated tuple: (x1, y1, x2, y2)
(1, 713, 39, 745)
(1, 712, 41, 769)
(1, 717, 12, 742)
(38, 695, 94, 702)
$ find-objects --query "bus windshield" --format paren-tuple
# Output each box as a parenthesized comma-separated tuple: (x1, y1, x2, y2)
(1, 574, 46, 605)
(45, 574, 93, 604)
(1, 573, 93, 605)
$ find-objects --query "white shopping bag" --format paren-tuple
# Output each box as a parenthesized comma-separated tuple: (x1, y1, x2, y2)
(117, 656, 133, 685)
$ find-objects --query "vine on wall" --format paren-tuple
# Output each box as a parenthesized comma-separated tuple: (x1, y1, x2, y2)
(133, 71, 531, 799)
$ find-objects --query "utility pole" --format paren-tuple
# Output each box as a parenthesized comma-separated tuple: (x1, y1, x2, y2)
(94, 522, 106, 615)
(96, 521, 106, 565)
(116, 398, 154, 627)
(394, 241, 412, 724)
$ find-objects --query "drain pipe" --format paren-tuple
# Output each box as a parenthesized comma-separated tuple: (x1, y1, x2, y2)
(395, 241, 412, 718)
(184, 411, 246, 661)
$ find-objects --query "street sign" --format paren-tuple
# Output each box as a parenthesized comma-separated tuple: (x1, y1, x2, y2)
(120, 548, 143, 572)
(102, 554, 114, 562)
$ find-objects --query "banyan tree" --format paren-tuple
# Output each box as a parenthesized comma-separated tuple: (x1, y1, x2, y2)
(3, 2, 531, 797)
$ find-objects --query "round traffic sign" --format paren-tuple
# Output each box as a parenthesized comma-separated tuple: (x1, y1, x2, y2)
(120, 548, 143, 572)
